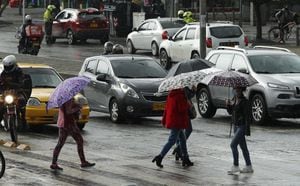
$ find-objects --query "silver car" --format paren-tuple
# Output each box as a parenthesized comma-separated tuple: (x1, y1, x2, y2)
(197, 46, 300, 125)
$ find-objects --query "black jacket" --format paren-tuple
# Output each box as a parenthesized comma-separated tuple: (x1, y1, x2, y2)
(0, 66, 25, 92)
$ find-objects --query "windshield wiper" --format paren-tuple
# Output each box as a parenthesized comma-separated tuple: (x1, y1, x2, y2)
(117, 76, 135, 78)
(33, 85, 57, 88)
(255, 71, 272, 74)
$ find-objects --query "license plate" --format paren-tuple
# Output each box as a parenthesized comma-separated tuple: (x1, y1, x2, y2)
(90, 23, 98, 28)
(152, 102, 165, 111)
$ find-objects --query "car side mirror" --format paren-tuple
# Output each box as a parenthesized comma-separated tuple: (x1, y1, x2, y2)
(132, 27, 137, 31)
(96, 74, 107, 81)
(237, 68, 249, 74)
(168, 36, 173, 41)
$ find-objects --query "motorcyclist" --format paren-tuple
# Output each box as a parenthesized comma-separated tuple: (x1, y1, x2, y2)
(178, 10, 184, 19)
(103, 41, 114, 55)
(183, 11, 196, 23)
(43, 5, 56, 44)
(0, 55, 31, 131)
(18, 15, 33, 53)
(112, 44, 124, 54)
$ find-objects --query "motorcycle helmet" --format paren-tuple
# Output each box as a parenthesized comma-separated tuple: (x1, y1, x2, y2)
(178, 10, 184, 18)
(183, 11, 192, 18)
(25, 14, 32, 24)
(3, 55, 17, 73)
(112, 44, 124, 54)
(104, 41, 114, 54)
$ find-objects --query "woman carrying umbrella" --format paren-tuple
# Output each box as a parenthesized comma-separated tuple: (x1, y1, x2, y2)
(226, 86, 253, 175)
(48, 77, 95, 170)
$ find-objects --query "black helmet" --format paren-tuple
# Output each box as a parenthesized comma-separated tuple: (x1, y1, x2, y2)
(104, 41, 114, 54)
(112, 44, 124, 54)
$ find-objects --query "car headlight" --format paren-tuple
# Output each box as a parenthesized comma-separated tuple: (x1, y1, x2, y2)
(267, 83, 290, 90)
(27, 97, 41, 106)
(120, 83, 139, 98)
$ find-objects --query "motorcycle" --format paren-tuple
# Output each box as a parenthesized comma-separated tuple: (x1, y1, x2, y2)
(15, 24, 44, 56)
(0, 90, 22, 143)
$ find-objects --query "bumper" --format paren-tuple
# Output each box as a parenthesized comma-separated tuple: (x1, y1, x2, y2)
(269, 104, 300, 118)
(75, 29, 109, 39)
(25, 104, 90, 125)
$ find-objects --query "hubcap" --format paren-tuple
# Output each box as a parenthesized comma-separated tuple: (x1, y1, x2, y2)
(111, 102, 119, 121)
(68, 31, 73, 44)
(127, 42, 132, 53)
(152, 43, 157, 55)
(252, 98, 263, 121)
(160, 51, 167, 67)
(198, 92, 208, 113)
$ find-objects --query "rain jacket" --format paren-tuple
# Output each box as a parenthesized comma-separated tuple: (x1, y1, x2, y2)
(162, 89, 190, 129)
(43, 9, 53, 22)
(57, 99, 81, 128)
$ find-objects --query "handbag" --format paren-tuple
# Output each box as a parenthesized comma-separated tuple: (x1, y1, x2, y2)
(188, 101, 197, 119)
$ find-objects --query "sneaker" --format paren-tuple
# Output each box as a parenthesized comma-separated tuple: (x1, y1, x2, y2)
(240, 165, 254, 173)
(81, 161, 95, 168)
(50, 164, 63, 170)
(227, 166, 240, 175)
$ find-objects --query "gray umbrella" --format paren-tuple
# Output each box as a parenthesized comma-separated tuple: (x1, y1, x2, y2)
(166, 58, 214, 78)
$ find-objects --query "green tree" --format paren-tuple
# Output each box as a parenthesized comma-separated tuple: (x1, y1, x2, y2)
(250, 0, 272, 40)
(0, 0, 9, 17)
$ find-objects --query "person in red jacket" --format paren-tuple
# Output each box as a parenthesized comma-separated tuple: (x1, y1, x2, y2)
(152, 88, 194, 168)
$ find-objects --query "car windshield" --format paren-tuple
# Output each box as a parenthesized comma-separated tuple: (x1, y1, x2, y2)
(78, 11, 106, 20)
(22, 68, 62, 88)
(209, 26, 242, 38)
(159, 20, 186, 29)
(249, 54, 300, 74)
(111, 58, 167, 78)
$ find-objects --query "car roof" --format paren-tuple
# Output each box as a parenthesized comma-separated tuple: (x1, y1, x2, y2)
(187, 21, 239, 27)
(17, 63, 54, 69)
(63, 8, 100, 14)
(146, 17, 182, 22)
(87, 55, 155, 61)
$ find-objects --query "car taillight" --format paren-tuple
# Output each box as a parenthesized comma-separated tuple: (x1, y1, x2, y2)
(162, 31, 169, 40)
(244, 36, 249, 46)
(206, 37, 212, 48)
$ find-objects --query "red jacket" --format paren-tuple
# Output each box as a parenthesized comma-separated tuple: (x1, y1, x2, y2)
(162, 89, 190, 129)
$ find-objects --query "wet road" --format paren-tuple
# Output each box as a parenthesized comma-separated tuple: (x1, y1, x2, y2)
(0, 110, 299, 185)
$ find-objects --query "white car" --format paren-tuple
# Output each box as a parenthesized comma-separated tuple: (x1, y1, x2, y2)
(126, 18, 186, 56)
(159, 22, 248, 69)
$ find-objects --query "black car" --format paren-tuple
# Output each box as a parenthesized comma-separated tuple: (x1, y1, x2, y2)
(78, 55, 168, 123)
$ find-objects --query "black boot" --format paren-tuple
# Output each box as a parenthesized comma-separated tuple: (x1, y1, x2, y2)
(172, 147, 181, 161)
(152, 155, 163, 168)
(182, 157, 194, 167)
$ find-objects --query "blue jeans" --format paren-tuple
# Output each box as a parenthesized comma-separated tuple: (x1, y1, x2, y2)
(160, 129, 188, 158)
(230, 125, 252, 166)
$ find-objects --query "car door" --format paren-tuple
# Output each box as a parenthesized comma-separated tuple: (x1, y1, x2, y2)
(52, 11, 65, 37)
(210, 53, 234, 105)
(179, 27, 197, 61)
(81, 58, 99, 110)
(169, 28, 187, 62)
(93, 60, 112, 112)
(131, 21, 150, 49)
(148, 21, 159, 49)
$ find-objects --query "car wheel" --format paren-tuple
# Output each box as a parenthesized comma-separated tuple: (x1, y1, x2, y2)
(197, 87, 216, 118)
(67, 30, 76, 45)
(77, 123, 86, 130)
(191, 52, 200, 59)
(160, 49, 171, 70)
(127, 40, 136, 54)
(109, 99, 123, 123)
(151, 42, 159, 56)
(251, 94, 269, 125)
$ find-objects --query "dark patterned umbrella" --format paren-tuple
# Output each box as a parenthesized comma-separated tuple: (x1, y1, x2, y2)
(208, 71, 257, 88)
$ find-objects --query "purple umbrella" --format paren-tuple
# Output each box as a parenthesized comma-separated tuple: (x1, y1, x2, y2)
(46, 76, 90, 110)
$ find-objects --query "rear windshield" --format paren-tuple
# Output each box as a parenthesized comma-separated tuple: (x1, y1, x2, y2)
(209, 26, 242, 38)
(159, 20, 186, 29)
(78, 12, 106, 20)
(111, 59, 167, 78)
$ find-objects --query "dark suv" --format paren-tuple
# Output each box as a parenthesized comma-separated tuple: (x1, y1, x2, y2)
(52, 8, 109, 45)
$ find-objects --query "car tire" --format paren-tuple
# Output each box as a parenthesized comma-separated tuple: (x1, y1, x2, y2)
(191, 51, 200, 59)
(67, 30, 76, 45)
(197, 87, 217, 118)
(159, 49, 171, 70)
(109, 99, 123, 123)
(77, 123, 86, 130)
(151, 41, 159, 56)
(251, 94, 269, 125)
(127, 40, 136, 54)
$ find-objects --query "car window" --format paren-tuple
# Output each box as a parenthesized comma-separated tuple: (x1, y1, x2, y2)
(139, 22, 149, 31)
(55, 12, 65, 20)
(249, 54, 300, 74)
(78, 11, 106, 20)
(208, 54, 219, 64)
(231, 55, 248, 71)
(85, 59, 98, 74)
(22, 68, 62, 88)
(173, 28, 186, 41)
(209, 26, 243, 38)
(64, 13, 72, 19)
(159, 20, 186, 29)
(148, 22, 157, 30)
(215, 54, 234, 70)
(110, 59, 167, 78)
(96, 60, 110, 75)
(186, 28, 196, 40)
